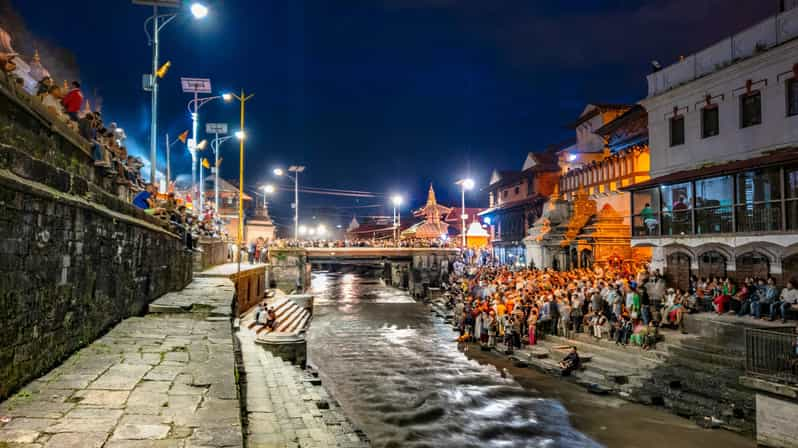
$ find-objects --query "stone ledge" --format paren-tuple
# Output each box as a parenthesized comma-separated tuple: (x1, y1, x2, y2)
(0, 168, 179, 239)
(739, 375, 798, 399)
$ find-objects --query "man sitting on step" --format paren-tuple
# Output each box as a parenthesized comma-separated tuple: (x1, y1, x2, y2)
(559, 346, 581, 376)
(264, 308, 277, 331)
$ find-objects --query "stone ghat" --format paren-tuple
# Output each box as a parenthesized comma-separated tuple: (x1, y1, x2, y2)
(0, 276, 243, 447)
(0, 77, 193, 401)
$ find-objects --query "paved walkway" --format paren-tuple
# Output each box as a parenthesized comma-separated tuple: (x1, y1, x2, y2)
(0, 276, 243, 448)
(238, 329, 368, 448)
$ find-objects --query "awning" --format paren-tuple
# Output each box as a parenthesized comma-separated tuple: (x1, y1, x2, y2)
(623, 148, 798, 191)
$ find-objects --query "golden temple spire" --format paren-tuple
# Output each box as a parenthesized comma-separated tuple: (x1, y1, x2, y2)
(427, 183, 437, 206)
(32, 49, 40, 63)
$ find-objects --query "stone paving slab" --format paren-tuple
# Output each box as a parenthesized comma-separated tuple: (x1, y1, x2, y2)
(148, 276, 235, 316)
(0, 278, 243, 448)
(238, 331, 368, 448)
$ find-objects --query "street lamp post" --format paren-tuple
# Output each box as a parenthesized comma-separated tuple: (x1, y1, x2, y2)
(228, 90, 254, 281)
(135, 0, 209, 184)
(261, 184, 275, 208)
(455, 178, 475, 247)
(391, 195, 403, 247)
(183, 79, 232, 212)
(274, 166, 305, 241)
(209, 132, 235, 216)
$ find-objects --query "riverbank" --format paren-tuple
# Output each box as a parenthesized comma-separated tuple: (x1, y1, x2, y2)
(464, 346, 755, 448)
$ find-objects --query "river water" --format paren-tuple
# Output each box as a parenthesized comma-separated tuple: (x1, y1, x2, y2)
(306, 272, 600, 448)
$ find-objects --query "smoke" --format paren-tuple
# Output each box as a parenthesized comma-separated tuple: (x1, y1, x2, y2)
(0, 0, 79, 83)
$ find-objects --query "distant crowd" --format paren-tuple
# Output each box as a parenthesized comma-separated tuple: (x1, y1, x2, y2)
(444, 261, 798, 365)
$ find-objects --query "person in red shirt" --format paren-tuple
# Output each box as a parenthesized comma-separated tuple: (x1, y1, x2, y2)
(61, 81, 83, 121)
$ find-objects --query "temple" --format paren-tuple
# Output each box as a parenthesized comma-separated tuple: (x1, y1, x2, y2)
(402, 184, 452, 240)
(524, 104, 652, 269)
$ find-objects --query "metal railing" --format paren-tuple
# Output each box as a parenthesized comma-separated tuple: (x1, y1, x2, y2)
(661, 210, 692, 236)
(745, 327, 798, 385)
(695, 205, 733, 234)
(735, 202, 782, 233)
(632, 213, 660, 237)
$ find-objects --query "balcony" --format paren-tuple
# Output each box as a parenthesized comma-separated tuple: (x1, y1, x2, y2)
(632, 202, 792, 238)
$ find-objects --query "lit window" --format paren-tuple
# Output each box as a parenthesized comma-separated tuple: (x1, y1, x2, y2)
(740, 91, 762, 128)
(670, 115, 685, 147)
(701, 106, 719, 138)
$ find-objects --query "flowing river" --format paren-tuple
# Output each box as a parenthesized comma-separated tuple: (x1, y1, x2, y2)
(306, 272, 600, 448)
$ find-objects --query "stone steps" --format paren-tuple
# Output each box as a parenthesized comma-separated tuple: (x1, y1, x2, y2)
(666, 344, 746, 369)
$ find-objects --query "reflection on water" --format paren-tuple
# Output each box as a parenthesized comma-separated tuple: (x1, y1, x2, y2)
(307, 273, 600, 448)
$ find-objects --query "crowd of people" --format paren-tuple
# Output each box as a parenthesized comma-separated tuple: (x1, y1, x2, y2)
(444, 261, 798, 366)
(703, 276, 798, 322)
(132, 184, 224, 249)
(446, 264, 698, 358)
(3, 64, 148, 197)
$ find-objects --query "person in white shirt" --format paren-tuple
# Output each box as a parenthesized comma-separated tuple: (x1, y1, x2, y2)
(771, 281, 798, 322)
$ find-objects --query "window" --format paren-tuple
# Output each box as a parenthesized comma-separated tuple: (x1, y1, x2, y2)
(632, 188, 660, 236)
(514, 186, 520, 195)
(701, 106, 719, 138)
(660, 182, 692, 235)
(786, 165, 798, 230)
(502, 190, 508, 199)
(669, 115, 685, 146)
(788, 78, 798, 117)
(695, 176, 733, 234)
(740, 91, 762, 128)
(736, 168, 782, 232)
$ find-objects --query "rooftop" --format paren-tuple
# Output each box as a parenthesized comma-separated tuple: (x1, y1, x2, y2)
(647, 7, 798, 97)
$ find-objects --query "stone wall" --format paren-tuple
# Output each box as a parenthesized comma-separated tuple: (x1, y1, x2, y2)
(268, 249, 310, 293)
(193, 238, 229, 271)
(0, 79, 193, 401)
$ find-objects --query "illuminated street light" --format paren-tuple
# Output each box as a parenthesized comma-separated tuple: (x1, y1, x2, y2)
(235, 130, 246, 140)
(391, 194, 403, 247)
(261, 184, 275, 208)
(274, 165, 306, 240)
(455, 178, 476, 247)
(134, 0, 211, 186)
(222, 92, 233, 101)
(190, 2, 209, 19)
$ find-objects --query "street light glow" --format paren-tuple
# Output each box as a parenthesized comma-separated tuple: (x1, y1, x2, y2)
(317, 224, 326, 234)
(235, 130, 245, 140)
(190, 2, 209, 19)
(273, 168, 284, 176)
(298, 225, 307, 235)
(568, 153, 578, 162)
(222, 93, 233, 101)
(462, 178, 475, 190)
(391, 195, 403, 206)
(263, 184, 275, 194)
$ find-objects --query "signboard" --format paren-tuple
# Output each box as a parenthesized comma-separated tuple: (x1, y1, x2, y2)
(181, 77, 212, 94)
(132, 0, 180, 7)
(206, 123, 228, 134)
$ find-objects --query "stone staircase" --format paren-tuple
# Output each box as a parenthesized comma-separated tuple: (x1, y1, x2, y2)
(240, 296, 312, 339)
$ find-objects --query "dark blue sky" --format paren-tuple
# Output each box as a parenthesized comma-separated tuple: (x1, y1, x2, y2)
(11, 0, 773, 228)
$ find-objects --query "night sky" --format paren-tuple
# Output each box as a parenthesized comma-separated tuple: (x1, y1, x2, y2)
(8, 0, 775, 229)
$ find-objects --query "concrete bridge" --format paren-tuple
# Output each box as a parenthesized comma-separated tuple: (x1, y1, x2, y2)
(268, 247, 460, 296)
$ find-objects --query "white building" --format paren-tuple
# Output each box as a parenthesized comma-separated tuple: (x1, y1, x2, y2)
(628, 7, 798, 288)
